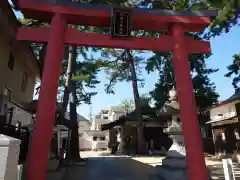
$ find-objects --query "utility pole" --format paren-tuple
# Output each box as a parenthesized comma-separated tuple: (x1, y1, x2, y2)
(89, 104, 94, 129)
(89, 104, 93, 122)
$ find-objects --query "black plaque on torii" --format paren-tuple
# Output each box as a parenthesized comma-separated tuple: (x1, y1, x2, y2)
(111, 7, 132, 38)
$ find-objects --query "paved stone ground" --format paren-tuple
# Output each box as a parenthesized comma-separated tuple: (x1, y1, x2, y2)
(63, 156, 155, 180)
(205, 157, 240, 180)
(62, 151, 240, 180)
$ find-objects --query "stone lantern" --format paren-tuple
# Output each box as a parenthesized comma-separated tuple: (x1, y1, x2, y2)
(154, 87, 211, 180)
(169, 87, 177, 101)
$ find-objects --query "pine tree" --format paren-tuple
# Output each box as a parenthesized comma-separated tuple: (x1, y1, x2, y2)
(225, 54, 240, 91)
(147, 50, 219, 112)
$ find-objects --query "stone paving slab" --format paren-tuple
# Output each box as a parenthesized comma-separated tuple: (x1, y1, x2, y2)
(46, 170, 65, 180)
(62, 151, 240, 180)
(63, 156, 155, 180)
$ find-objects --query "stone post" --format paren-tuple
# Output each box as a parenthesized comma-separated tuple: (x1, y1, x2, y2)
(0, 134, 21, 180)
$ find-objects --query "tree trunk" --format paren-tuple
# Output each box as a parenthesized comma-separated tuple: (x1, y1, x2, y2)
(69, 46, 81, 161)
(38, 44, 47, 79)
(60, 46, 74, 123)
(59, 45, 74, 164)
(69, 83, 81, 160)
(126, 50, 146, 154)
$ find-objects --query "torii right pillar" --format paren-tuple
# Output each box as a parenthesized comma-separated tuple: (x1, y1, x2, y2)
(171, 23, 209, 180)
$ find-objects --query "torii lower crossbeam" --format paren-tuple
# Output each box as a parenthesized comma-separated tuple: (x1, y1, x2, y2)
(17, 27, 211, 53)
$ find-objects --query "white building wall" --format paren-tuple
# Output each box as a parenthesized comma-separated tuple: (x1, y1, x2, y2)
(84, 106, 127, 150)
(93, 106, 127, 130)
(0, 97, 32, 126)
(78, 121, 90, 134)
(10, 104, 32, 126)
(79, 130, 109, 150)
(210, 103, 237, 122)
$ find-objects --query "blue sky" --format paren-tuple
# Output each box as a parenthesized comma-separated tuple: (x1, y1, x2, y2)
(206, 26, 240, 100)
(11, 1, 240, 120)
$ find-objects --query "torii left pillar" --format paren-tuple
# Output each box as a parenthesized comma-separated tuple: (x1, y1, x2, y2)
(26, 13, 66, 180)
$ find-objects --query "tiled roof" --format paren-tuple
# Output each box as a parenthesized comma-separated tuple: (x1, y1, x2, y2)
(224, 90, 240, 102)
(64, 112, 89, 122)
(210, 90, 240, 109)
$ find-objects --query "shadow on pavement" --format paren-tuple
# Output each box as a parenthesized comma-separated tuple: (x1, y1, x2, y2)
(62, 156, 159, 180)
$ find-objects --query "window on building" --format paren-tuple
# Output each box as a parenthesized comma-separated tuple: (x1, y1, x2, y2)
(112, 114, 116, 121)
(177, 118, 181, 123)
(221, 132, 226, 141)
(97, 125, 101, 130)
(21, 72, 28, 92)
(31, 114, 36, 123)
(93, 136, 105, 141)
(235, 129, 240, 140)
(8, 52, 15, 71)
(100, 136, 106, 141)
(207, 126, 213, 139)
(3, 87, 12, 100)
(200, 127, 207, 139)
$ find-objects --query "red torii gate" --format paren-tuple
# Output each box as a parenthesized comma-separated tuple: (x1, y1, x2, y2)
(14, 0, 217, 180)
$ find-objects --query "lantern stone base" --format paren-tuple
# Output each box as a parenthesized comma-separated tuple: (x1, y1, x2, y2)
(153, 141, 212, 180)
